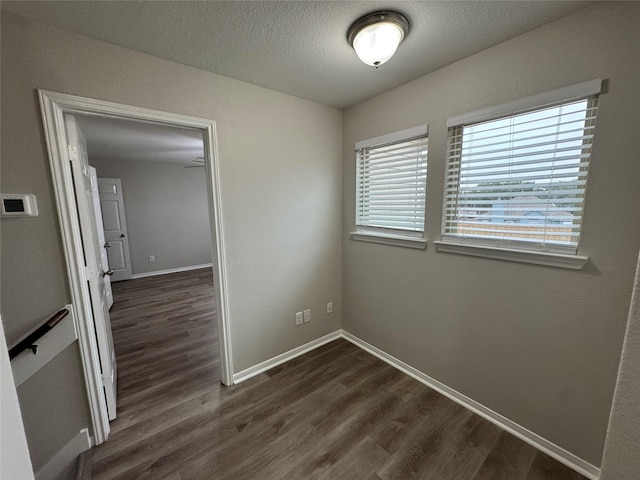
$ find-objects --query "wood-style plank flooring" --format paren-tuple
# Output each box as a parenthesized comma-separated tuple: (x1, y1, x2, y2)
(90, 268, 586, 480)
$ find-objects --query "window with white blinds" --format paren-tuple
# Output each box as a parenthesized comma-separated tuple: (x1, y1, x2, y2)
(355, 126, 428, 235)
(442, 80, 601, 255)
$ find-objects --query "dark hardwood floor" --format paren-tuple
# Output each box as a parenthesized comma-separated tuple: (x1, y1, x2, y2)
(89, 268, 587, 480)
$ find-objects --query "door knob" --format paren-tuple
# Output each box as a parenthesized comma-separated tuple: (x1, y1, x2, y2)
(102, 270, 114, 277)
(104, 242, 111, 248)
(120, 233, 126, 238)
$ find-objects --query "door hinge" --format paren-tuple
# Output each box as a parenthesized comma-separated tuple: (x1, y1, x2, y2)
(68, 144, 79, 162)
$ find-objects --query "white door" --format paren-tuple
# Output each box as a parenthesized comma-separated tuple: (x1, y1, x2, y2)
(98, 178, 132, 282)
(90, 167, 113, 309)
(65, 114, 118, 421)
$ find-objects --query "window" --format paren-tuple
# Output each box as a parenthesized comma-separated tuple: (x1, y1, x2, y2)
(352, 125, 428, 248)
(437, 79, 601, 268)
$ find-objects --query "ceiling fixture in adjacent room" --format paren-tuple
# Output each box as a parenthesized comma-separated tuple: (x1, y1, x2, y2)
(347, 10, 410, 68)
(185, 156, 205, 168)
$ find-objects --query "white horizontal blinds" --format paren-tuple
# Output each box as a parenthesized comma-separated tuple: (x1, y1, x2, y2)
(356, 134, 428, 232)
(443, 95, 599, 254)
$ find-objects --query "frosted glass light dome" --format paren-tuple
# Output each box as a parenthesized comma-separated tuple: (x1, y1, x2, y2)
(348, 11, 410, 68)
(352, 22, 404, 67)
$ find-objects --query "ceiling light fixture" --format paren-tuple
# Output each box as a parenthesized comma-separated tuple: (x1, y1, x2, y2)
(347, 10, 410, 68)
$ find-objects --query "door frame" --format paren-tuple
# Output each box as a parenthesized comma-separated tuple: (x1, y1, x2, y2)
(38, 90, 234, 445)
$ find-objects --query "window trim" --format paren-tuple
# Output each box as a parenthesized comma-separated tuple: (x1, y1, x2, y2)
(353, 124, 429, 249)
(355, 124, 428, 150)
(446, 79, 602, 127)
(351, 229, 428, 249)
(439, 79, 602, 266)
(434, 241, 588, 269)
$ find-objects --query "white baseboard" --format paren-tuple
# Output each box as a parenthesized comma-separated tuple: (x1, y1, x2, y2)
(130, 263, 213, 279)
(233, 330, 342, 384)
(341, 330, 601, 480)
(230, 329, 600, 479)
(35, 428, 91, 480)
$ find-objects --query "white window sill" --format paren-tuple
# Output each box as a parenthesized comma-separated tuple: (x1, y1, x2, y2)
(433, 241, 588, 270)
(351, 231, 427, 250)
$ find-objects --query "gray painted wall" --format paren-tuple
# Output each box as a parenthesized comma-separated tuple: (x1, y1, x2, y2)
(90, 157, 212, 276)
(342, 3, 640, 467)
(1, 11, 342, 471)
(17, 346, 91, 474)
(4, 2, 638, 474)
(600, 251, 640, 479)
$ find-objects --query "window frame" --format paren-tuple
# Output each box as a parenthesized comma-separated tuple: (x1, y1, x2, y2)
(351, 125, 428, 249)
(436, 79, 602, 269)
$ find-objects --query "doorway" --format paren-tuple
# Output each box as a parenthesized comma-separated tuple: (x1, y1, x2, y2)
(38, 90, 233, 445)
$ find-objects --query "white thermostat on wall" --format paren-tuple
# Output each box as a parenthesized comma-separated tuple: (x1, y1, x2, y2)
(1, 194, 39, 217)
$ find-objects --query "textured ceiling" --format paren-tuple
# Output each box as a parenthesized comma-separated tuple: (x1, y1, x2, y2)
(2, 1, 591, 108)
(75, 115, 204, 166)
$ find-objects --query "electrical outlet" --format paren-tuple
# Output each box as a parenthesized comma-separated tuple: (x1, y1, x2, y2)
(327, 302, 333, 314)
(303, 309, 311, 323)
(295, 312, 303, 326)
(149, 255, 155, 262)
